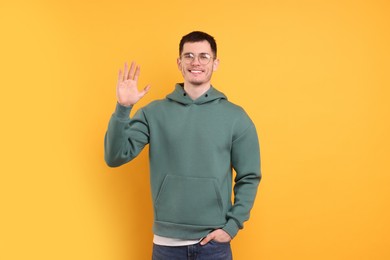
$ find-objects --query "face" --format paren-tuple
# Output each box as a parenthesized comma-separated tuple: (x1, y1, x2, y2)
(177, 40, 219, 87)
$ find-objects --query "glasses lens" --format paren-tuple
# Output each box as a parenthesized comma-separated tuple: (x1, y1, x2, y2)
(199, 53, 211, 65)
(182, 53, 194, 64)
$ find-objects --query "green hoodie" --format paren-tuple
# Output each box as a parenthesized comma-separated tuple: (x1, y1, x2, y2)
(104, 83, 261, 239)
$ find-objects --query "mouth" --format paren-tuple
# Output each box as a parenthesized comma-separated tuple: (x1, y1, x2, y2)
(188, 69, 204, 75)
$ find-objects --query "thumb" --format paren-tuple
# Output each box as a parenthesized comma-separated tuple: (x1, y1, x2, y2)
(139, 84, 151, 98)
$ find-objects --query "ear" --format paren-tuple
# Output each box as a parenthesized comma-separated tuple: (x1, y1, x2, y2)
(177, 58, 182, 70)
(212, 58, 220, 71)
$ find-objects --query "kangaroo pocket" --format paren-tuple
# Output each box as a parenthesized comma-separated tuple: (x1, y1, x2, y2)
(155, 175, 225, 226)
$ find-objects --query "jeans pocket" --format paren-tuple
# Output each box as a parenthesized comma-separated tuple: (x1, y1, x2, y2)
(200, 240, 233, 260)
(210, 239, 231, 245)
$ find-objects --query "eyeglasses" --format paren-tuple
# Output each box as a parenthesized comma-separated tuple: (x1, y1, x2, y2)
(180, 53, 215, 65)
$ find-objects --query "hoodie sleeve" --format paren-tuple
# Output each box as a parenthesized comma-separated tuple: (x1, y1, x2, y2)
(104, 103, 150, 167)
(222, 112, 261, 238)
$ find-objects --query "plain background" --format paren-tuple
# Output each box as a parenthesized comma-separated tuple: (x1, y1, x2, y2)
(1, 0, 389, 259)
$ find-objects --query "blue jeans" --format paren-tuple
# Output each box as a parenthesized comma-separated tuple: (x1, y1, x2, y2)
(152, 241, 233, 260)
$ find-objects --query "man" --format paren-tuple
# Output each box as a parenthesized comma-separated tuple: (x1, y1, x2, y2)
(105, 31, 261, 260)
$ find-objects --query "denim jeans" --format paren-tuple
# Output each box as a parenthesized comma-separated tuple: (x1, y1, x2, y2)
(152, 241, 233, 260)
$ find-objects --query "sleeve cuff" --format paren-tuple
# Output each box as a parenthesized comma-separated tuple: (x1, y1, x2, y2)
(222, 219, 240, 239)
(114, 103, 133, 119)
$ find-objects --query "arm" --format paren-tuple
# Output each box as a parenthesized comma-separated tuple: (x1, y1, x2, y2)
(104, 62, 151, 167)
(223, 116, 261, 238)
(201, 118, 261, 245)
(104, 104, 149, 167)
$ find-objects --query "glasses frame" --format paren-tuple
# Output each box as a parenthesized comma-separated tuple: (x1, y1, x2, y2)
(180, 52, 215, 65)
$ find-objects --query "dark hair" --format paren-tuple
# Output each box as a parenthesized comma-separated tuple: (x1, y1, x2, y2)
(179, 31, 217, 57)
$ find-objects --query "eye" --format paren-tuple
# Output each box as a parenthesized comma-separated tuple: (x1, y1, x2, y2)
(183, 53, 194, 59)
(199, 53, 211, 62)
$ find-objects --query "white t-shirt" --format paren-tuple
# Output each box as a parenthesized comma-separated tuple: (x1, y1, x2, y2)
(153, 235, 202, 246)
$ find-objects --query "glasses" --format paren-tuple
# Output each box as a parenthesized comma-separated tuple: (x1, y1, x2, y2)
(180, 53, 215, 65)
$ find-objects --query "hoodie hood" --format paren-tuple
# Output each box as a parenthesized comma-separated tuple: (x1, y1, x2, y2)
(166, 83, 227, 105)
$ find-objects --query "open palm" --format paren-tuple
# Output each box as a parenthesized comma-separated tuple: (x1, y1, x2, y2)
(116, 61, 150, 106)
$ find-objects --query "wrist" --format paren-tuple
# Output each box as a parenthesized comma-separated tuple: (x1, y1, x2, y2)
(117, 101, 134, 107)
(114, 103, 132, 119)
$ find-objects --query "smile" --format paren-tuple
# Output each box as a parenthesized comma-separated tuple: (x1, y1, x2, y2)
(189, 69, 203, 74)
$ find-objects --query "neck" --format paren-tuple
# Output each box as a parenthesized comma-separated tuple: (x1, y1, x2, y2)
(183, 83, 211, 100)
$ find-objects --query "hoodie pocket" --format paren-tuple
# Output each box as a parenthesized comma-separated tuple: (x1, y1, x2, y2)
(155, 175, 224, 226)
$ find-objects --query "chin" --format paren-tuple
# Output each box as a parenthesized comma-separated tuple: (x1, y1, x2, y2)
(188, 80, 206, 86)
(186, 76, 212, 86)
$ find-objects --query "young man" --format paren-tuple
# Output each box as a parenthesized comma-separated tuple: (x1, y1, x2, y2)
(104, 31, 261, 260)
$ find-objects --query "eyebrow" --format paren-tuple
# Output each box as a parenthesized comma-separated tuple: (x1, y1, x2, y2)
(182, 52, 211, 56)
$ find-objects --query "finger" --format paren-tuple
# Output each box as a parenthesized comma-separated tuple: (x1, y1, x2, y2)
(128, 61, 136, 80)
(134, 65, 140, 82)
(139, 84, 151, 98)
(124, 62, 129, 81)
(200, 233, 214, 245)
(118, 69, 123, 83)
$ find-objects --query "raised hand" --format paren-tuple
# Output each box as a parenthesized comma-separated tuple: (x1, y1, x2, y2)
(116, 61, 150, 107)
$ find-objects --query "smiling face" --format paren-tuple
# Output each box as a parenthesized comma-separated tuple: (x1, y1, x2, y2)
(177, 40, 219, 88)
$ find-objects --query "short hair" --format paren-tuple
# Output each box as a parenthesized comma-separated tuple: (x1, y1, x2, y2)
(179, 31, 217, 57)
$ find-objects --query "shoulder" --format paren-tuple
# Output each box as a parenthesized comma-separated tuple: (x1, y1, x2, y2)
(220, 100, 256, 136)
(220, 99, 250, 119)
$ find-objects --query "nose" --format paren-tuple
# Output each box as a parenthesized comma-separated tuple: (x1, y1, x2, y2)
(190, 55, 201, 65)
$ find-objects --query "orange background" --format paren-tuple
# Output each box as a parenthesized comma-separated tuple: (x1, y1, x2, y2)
(1, 0, 389, 259)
